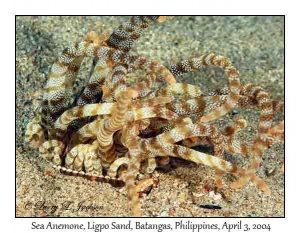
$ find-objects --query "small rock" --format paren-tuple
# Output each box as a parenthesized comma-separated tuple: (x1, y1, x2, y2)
(208, 191, 222, 201)
(159, 210, 169, 217)
(192, 192, 205, 198)
(177, 192, 187, 204)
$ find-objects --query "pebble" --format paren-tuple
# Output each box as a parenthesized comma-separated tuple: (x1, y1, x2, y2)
(208, 191, 222, 201)
(192, 192, 205, 198)
(177, 192, 187, 204)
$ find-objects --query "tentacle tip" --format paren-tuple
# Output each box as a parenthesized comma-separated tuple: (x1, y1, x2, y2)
(165, 74, 177, 85)
(166, 75, 177, 84)
(158, 16, 174, 23)
(163, 96, 173, 104)
(131, 90, 139, 99)
(87, 31, 97, 41)
(230, 183, 240, 190)
(157, 16, 167, 23)
(216, 183, 223, 190)
(200, 116, 212, 123)
(263, 189, 271, 196)
(102, 86, 111, 97)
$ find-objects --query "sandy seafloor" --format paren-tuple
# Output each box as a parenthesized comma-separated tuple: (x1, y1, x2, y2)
(16, 16, 284, 217)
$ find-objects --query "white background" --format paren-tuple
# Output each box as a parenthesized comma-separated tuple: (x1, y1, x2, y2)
(1, 0, 298, 232)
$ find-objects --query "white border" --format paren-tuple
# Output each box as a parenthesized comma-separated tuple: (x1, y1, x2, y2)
(2, 0, 299, 232)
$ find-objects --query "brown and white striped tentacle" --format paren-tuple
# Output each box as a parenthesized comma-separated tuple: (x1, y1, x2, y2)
(264, 121, 284, 148)
(76, 59, 110, 106)
(132, 96, 173, 108)
(69, 104, 175, 146)
(240, 83, 274, 140)
(65, 141, 102, 175)
(223, 118, 249, 155)
(169, 54, 241, 122)
(107, 16, 171, 53)
(121, 120, 146, 217)
(158, 143, 269, 194)
(231, 84, 278, 189)
(42, 34, 108, 128)
(39, 140, 65, 166)
(124, 146, 142, 217)
(97, 89, 138, 168)
(53, 103, 115, 138)
(102, 64, 128, 102)
(100, 47, 177, 86)
(25, 115, 45, 148)
(156, 83, 204, 98)
(107, 157, 129, 178)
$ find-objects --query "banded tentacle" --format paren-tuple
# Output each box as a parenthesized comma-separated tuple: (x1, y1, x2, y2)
(25, 115, 45, 148)
(76, 59, 110, 106)
(107, 16, 171, 53)
(169, 54, 241, 122)
(54, 103, 115, 139)
(97, 89, 138, 168)
(42, 32, 108, 129)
